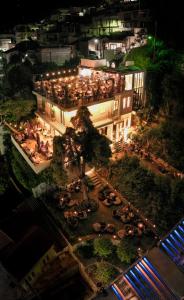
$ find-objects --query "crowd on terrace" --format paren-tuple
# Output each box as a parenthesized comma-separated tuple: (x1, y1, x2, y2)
(13, 120, 53, 164)
(34, 70, 126, 108)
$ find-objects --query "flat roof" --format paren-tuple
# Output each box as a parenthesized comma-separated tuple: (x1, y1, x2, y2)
(147, 247, 184, 298)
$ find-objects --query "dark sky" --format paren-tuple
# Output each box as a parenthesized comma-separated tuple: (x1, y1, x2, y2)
(0, 0, 183, 49)
(0, 0, 100, 29)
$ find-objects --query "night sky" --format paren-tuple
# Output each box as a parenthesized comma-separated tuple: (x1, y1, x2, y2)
(0, 0, 100, 29)
(0, 0, 183, 49)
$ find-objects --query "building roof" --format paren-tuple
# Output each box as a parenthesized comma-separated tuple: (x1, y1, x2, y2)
(2, 225, 53, 280)
(5, 40, 40, 54)
(147, 247, 184, 298)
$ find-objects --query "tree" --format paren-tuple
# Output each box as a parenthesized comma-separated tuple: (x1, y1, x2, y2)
(117, 238, 137, 263)
(94, 262, 117, 285)
(0, 98, 36, 122)
(52, 106, 111, 199)
(6, 63, 33, 97)
(70, 106, 111, 171)
(162, 71, 184, 117)
(51, 135, 68, 186)
(93, 238, 113, 258)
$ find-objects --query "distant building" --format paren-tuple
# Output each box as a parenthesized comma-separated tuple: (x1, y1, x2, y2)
(5, 41, 76, 66)
(14, 24, 39, 44)
(39, 46, 76, 65)
(0, 34, 15, 52)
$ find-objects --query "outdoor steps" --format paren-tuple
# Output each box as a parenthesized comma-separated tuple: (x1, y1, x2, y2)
(88, 174, 102, 188)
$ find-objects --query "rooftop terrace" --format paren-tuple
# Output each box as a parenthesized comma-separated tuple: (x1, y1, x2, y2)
(34, 69, 126, 109)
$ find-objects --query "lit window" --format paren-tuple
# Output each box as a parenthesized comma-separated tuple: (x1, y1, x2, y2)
(125, 74, 133, 90)
(134, 72, 144, 88)
(113, 100, 118, 111)
(127, 97, 131, 107)
(123, 98, 126, 108)
(110, 44, 117, 50)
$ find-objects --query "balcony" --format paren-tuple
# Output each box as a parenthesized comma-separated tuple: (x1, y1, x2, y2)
(34, 70, 125, 110)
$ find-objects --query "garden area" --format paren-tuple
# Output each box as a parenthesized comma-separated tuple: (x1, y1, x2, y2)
(44, 174, 156, 248)
(75, 234, 152, 286)
(132, 120, 184, 173)
(108, 155, 184, 234)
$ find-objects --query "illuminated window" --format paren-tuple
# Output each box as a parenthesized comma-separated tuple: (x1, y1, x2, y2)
(110, 44, 117, 50)
(125, 74, 133, 90)
(113, 100, 118, 111)
(123, 98, 126, 108)
(127, 97, 131, 107)
(134, 72, 144, 88)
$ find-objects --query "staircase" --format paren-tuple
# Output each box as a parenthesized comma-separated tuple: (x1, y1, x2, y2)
(88, 174, 102, 189)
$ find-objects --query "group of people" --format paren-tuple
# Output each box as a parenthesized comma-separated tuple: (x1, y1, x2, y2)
(35, 71, 125, 107)
(14, 120, 53, 163)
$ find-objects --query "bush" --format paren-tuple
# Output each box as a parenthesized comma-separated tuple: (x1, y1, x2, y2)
(94, 262, 117, 285)
(116, 238, 137, 263)
(11, 147, 52, 191)
(93, 238, 113, 258)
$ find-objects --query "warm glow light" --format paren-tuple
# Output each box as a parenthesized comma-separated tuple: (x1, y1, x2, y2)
(79, 68, 92, 77)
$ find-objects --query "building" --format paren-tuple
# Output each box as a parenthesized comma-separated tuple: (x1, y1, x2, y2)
(14, 24, 39, 44)
(111, 218, 184, 300)
(11, 59, 145, 173)
(0, 34, 15, 52)
(39, 46, 76, 65)
(79, 28, 147, 61)
(34, 60, 145, 141)
(0, 222, 57, 294)
(80, 8, 150, 38)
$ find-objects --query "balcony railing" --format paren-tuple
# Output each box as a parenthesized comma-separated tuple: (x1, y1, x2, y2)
(34, 88, 122, 110)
